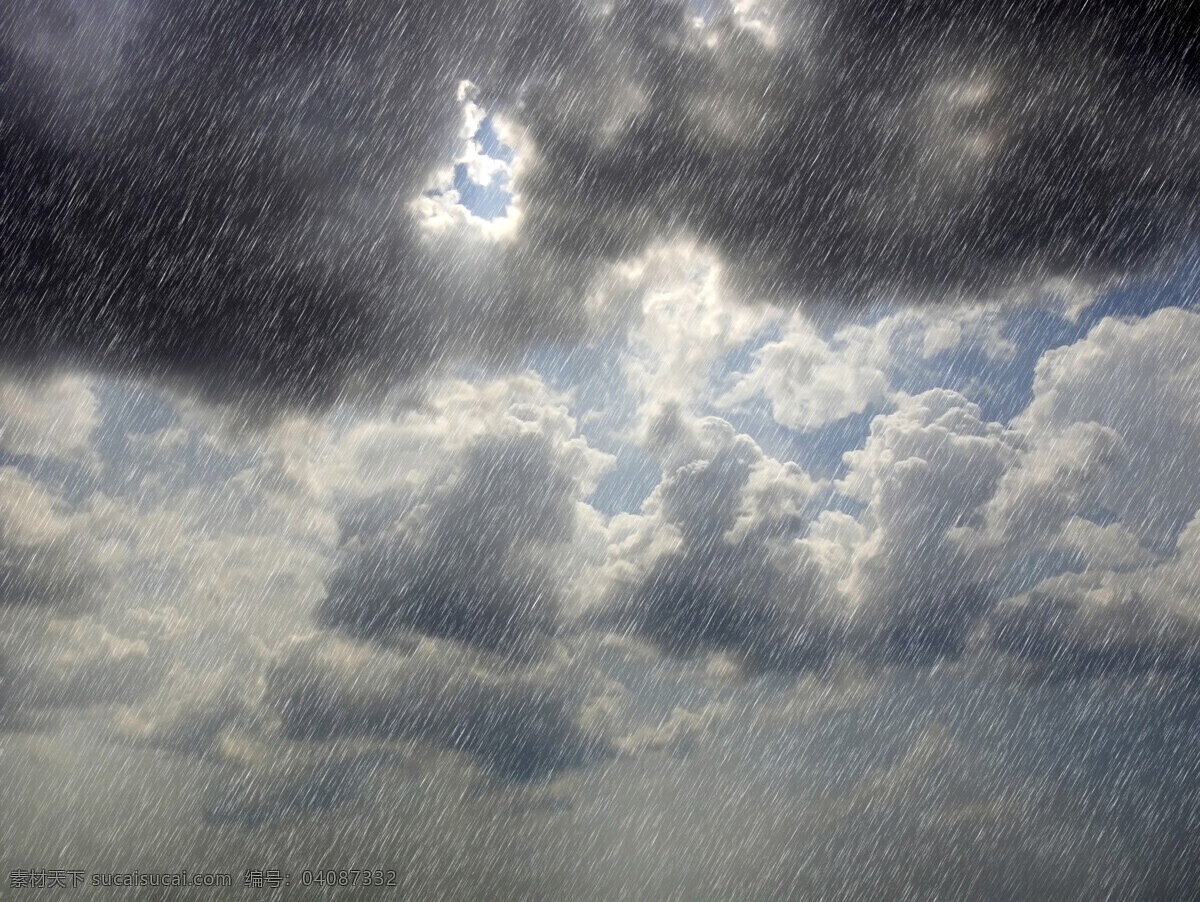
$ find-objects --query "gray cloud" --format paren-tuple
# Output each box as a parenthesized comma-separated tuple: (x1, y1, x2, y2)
(202, 753, 383, 828)
(985, 509, 1200, 680)
(989, 587, 1200, 680)
(0, 466, 110, 610)
(320, 429, 589, 658)
(0, 616, 168, 729)
(118, 667, 260, 759)
(600, 415, 838, 670)
(267, 636, 614, 781)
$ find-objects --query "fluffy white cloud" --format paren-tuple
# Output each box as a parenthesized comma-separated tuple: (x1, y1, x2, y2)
(0, 467, 119, 611)
(1015, 307, 1200, 549)
(0, 374, 99, 461)
(792, 309, 1200, 671)
(835, 390, 1024, 661)
(961, 308, 1200, 675)
(972, 422, 1126, 561)
(329, 373, 608, 500)
(722, 315, 892, 431)
(586, 242, 777, 438)
(723, 306, 1014, 431)
(409, 80, 524, 243)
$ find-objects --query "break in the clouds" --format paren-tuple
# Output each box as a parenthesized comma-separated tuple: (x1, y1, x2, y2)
(5, 2, 1200, 899)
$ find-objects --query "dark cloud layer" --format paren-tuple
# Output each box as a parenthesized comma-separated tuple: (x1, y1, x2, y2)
(1, 0, 584, 410)
(518, 0, 1200, 307)
(989, 590, 1200, 680)
(5, 1, 1200, 411)
(268, 638, 613, 781)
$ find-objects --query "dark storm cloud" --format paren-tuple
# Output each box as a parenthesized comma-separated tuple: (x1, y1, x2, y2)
(268, 637, 614, 781)
(318, 430, 580, 657)
(5, 1, 1200, 413)
(0, 0, 590, 411)
(516, 0, 1200, 307)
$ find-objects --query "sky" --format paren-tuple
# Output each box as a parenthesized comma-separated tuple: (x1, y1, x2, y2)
(3, 1, 1200, 899)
